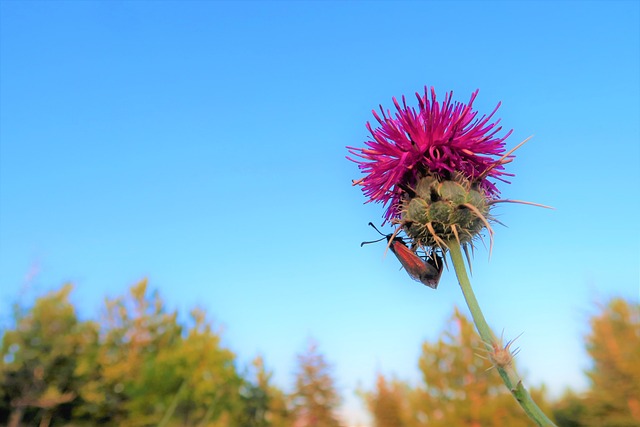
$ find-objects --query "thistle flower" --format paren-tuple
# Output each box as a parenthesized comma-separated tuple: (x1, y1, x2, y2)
(349, 87, 557, 426)
(348, 87, 516, 249)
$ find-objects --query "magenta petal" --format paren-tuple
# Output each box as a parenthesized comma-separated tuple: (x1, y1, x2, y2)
(348, 87, 512, 222)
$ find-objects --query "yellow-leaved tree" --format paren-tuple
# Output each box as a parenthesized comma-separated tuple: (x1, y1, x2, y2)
(365, 308, 551, 427)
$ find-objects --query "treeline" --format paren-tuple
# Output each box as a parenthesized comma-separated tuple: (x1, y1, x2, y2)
(364, 301, 639, 427)
(1, 280, 638, 427)
(0, 281, 338, 427)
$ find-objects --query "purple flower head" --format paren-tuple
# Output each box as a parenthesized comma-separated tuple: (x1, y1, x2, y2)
(348, 87, 513, 222)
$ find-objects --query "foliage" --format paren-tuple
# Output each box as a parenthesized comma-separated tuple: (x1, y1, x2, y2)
(291, 339, 343, 427)
(73, 280, 182, 425)
(0, 284, 99, 427)
(236, 355, 292, 427)
(583, 298, 640, 426)
(0, 281, 281, 427)
(552, 390, 588, 427)
(413, 307, 550, 427)
(363, 374, 411, 427)
(1, 282, 638, 427)
(552, 298, 640, 427)
(365, 308, 550, 427)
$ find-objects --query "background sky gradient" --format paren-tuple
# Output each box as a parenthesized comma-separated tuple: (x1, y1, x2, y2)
(1, 1, 639, 425)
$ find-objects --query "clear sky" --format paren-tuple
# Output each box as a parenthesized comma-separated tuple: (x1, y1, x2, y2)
(1, 1, 638, 425)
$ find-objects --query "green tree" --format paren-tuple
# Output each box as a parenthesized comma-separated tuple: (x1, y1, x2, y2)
(75, 280, 242, 426)
(1, 280, 283, 426)
(401, 308, 547, 427)
(580, 298, 640, 427)
(291, 339, 342, 427)
(0, 284, 98, 427)
(552, 389, 588, 427)
(166, 307, 241, 427)
(73, 279, 184, 425)
(236, 355, 291, 427)
(364, 373, 410, 427)
(238, 356, 292, 427)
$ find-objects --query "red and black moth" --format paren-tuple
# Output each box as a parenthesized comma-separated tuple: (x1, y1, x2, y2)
(361, 222, 444, 289)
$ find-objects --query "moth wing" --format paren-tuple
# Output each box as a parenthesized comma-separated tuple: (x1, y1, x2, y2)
(419, 253, 444, 289)
(391, 241, 443, 289)
(390, 242, 430, 282)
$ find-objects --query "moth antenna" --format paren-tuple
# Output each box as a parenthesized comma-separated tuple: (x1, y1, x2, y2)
(360, 236, 387, 247)
(364, 222, 403, 257)
(367, 222, 386, 237)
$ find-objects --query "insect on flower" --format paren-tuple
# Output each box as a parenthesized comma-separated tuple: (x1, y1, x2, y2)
(361, 223, 443, 289)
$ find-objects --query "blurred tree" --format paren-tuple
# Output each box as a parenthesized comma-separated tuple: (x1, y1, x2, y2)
(73, 279, 183, 425)
(413, 307, 552, 426)
(0, 280, 284, 427)
(0, 284, 98, 427)
(235, 355, 291, 427)
(368, 307, 550, 427)
(75, 280, 242, 426)
(166, 307, 241, 427)
(237, 379, 270, 427)
(291, 339, 342, 427)
(580, 298, 640, 427)
(363, 373, 410, 427)
(552, 389, 588, 427)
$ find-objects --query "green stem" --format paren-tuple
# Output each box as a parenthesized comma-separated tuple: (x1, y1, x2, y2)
(447, 240, 557, 427)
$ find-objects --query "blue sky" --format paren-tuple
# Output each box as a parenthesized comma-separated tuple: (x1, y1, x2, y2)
(1, 1, 638, 425)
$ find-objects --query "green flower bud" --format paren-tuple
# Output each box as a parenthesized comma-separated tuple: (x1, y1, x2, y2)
(415, 175, 438, 200)
(406, 198, 429, 224)
(428, 201, 452, 224)
(438, 181, 467, 205)
(400, 174, 492, 248)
